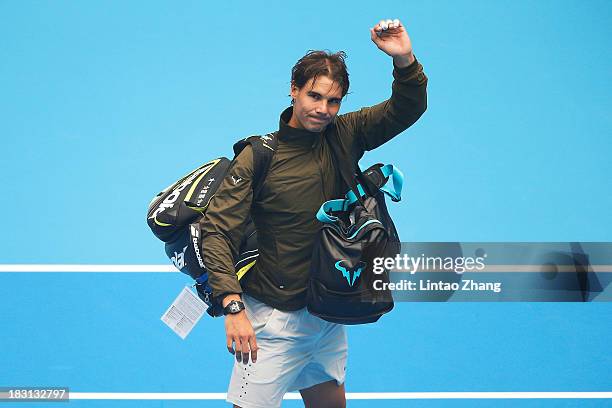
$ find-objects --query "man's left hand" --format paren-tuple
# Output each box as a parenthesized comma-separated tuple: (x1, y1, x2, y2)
(370, 18, 415, 67)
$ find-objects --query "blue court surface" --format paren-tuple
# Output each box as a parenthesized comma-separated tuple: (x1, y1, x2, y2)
(1, 1, 611, 407)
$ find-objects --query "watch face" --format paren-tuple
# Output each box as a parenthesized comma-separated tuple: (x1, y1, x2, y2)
(230, 302, 240, 313)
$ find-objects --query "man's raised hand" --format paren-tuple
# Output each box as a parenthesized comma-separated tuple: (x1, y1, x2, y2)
(370, 18, 415, 67)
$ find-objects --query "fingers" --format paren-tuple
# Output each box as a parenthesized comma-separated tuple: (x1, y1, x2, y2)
(240, 336, 251, 365)
(231, 336, 257, 364)
(230, 336, 244, 363)
(228, 335, 258, 364)
(234, 337, 243, 363)
(370, 28, 380, 43)
(249, 337, 259, 363)
(227, 337, 244, 365)
(373, 18, 402, 36)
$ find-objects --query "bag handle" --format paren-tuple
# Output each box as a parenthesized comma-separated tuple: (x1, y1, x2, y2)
(316, 164, 404, 224)
(345, 164, 404, 204)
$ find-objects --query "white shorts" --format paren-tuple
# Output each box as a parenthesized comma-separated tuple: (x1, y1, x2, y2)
(226, 294, 348, 408)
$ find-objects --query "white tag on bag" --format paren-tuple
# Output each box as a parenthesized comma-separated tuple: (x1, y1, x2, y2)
(161, 286, 208, 339)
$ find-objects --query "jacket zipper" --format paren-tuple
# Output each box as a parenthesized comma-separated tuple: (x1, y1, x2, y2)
(312, 137, 327, 200)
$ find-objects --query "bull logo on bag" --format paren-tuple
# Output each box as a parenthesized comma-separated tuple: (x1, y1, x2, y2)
(335, 260, 367, 287)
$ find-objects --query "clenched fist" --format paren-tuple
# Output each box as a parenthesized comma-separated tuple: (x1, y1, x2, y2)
(370, 18, 415, 67)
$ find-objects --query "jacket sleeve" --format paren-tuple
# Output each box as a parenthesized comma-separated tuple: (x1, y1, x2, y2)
(199, 145, 254, 300)
(335, 56, 428, 157)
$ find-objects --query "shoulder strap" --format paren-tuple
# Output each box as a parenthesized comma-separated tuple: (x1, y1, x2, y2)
(232, 133, 278, 200)
(326, 133, 371, 207)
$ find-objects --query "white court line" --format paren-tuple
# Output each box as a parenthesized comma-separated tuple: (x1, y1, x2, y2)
(68, 392, 612, 400)
(0, 264, 178, 272)
(1, 264, 611, 273)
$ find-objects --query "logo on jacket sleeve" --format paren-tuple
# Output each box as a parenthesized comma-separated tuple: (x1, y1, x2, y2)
(335, 260, 366, 287)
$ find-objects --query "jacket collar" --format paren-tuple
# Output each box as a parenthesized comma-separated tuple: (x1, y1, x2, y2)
(277, 107, 323, 147)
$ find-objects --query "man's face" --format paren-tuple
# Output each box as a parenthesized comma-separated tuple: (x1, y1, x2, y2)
(288, 75, 343, 132)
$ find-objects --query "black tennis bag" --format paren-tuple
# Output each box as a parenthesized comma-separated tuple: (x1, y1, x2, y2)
(307, 161, 404, 325)
(146, 134, 277, 316)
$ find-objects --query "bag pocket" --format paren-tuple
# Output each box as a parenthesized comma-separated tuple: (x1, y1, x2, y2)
(307, 278, 393, 325)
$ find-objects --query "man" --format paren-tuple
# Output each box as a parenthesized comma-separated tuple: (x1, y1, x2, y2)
(200, 18, 428, 408)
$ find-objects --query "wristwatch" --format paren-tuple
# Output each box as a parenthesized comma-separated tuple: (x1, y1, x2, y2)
(223, 300, 245, 315)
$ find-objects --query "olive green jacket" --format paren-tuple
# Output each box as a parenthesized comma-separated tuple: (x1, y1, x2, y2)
(200, 57, 428, 311)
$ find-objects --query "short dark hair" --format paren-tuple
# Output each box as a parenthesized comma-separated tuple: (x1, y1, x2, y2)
(291, 50, 350, 97)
